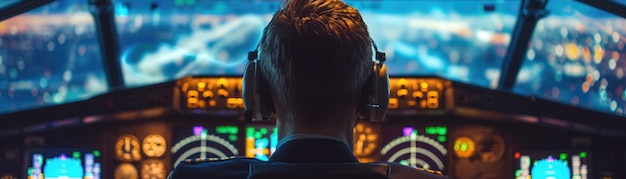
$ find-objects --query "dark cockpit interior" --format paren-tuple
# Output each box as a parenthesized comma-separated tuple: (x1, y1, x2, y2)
(1, 0, 626, 178)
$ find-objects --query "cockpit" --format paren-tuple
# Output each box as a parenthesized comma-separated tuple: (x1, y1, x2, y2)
(0, 0, 625, 178)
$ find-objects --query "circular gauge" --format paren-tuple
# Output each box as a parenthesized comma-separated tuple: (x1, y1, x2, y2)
(453, 136, 476, 159)
(115, 134, 142, 162)
(115, 163, 138, 179)
(353, 123, 378, 161)
(143, 134, 167, 158)
(141, 160, 167, 179)
(476, 133, 505, 163)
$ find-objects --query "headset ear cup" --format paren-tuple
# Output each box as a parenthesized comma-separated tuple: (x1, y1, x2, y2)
(373, 64, 390, 122)
(242, 61, 257, 121)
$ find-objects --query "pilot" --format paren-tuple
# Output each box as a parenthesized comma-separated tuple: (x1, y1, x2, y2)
(169, 0, 448, 178)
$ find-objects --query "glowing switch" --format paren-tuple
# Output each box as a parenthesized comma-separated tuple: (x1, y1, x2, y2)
(181, 82, 189, 92)
(427, 91, 439, 99)
(226, 98, 243, 109)
(217, 78, 229, 89)
(187, 90, 199, 108)
(397, 79, 408, 89)
(218, 89, 229, 98)
(389, 98, 399, 109)
(397, 89, 409, 98)
(407, 100, 417, 106)
(203, 91, 214, 98)
(412, 91, 423, 99)
(197, 82, 206, 90)
(427, 98, 439, 109)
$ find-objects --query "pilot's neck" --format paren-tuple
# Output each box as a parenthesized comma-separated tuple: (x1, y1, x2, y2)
(276, 114, 355, 149)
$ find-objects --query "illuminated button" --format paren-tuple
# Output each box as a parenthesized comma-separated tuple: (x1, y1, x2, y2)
(420, 82, 429, 89)
(427, 98, 439, 109)
(181, 82, 189, 92)
(197, 82, 206, 89)
(420, 100, 427, 109)
(397, 89, 409, 98)
(217, 78, 229, 89)
(397, 78, 408, 89)
(187, 99, 198, 108)
(435, 82, 443, 90)
(412, 91, 424, 99)
(209, 99, 217, 107)
(427, 91, 439, 99)
(198, 100, 206, 108)
(389, 98, 399, 109)
(226, 98, 243, 109)
(407, 100, 417, 106)
(203, 91, 214, 98)
(218, 89, 229, 98)
(187, 90, 199, 108)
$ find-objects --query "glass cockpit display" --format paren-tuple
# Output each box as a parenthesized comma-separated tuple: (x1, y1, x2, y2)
(171, 125, 239, 166)
(381, 124, 448, 171)
(245, 125, 278, 161)
(25, 149, 101, 179)
(515, 151, 589, 179)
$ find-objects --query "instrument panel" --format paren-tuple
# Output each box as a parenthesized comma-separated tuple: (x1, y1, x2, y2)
(0, 76, 624, 179)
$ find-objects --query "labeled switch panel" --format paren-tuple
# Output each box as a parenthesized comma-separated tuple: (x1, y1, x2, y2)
(175, 77, 450, 113)
(388, 77, 450, 112)
(177, 77, 244, 110)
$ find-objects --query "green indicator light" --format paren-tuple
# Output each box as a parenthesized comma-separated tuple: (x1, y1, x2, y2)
(255, 132, 262, 139)
(260, 128, 268, 134)
(246, 127, 255, 138)
(28, 168, 34, 175)
(412, 130, 418, 136)
(229, 135, 238, 142)
(174, 0, 184, 6)
(229, 126, 238, 134)
(93, 150, 101, 157)
(273, 127, 278, 134)
(73, 151, 80, 158)
(515, 169, 521, 177)
(580, 152, 587, 158)
(439, 127, 447, 135)
(201, 129, 208, 137)
(560, 153, 567, 160)
(460, 143, 468, 151)
(215, 126, 226, 134)
(216, 126, 239, 134)
(425, 127, 436, 134)
(437, 135, 447, 142)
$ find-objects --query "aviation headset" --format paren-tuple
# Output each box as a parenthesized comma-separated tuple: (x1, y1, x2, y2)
(242, 40, 390, 122)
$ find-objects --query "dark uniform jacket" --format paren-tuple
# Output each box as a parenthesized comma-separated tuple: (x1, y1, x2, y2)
(168, 138, 449, 179)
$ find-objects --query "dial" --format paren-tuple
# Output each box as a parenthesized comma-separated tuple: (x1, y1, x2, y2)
(141, 160, 166, 179)
(353, 123, 378, 162)
(453, 136, 476, 159)
(143, 134, 167, 157)
(115, 163, 138, 179)
(476, 133, 505, 163)
(115, 134, 142, 162)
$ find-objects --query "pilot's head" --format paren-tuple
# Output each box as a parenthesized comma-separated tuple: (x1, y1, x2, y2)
(258, 0, 373, 129)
